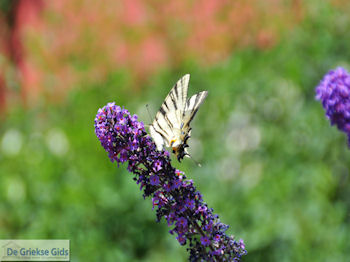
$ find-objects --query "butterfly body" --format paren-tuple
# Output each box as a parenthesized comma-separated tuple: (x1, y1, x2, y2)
(149, 74, 208, 162)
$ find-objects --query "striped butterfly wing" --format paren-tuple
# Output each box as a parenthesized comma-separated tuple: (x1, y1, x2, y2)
(150, 74, 190, 151)
(182, 91, 208, 133)
(170, 90, 208, 162)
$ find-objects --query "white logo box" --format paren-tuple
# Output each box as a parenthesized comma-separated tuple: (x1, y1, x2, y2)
(0, 240, 69, 261)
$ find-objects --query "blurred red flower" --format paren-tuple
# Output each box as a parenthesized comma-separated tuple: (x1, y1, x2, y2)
(0, 0, 305, 109)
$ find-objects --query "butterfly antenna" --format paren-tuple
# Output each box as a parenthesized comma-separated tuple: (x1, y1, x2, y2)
(187, 153, 202, 167)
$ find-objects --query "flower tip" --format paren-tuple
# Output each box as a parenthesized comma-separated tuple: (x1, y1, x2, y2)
(316, 67, 350, 147)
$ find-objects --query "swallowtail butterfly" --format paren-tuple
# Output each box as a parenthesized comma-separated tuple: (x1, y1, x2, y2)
(149, 74, 208, 162)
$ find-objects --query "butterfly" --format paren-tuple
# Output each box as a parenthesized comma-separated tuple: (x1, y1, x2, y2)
(149, 74, 208, 162)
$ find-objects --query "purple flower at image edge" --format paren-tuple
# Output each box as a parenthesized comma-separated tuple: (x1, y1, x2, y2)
(316, 67, 350, 146)
(94, 102, 247, 261)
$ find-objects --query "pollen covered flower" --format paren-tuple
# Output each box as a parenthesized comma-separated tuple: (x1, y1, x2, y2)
(316, 67, 350, 146)
(94, 102, 247, 261)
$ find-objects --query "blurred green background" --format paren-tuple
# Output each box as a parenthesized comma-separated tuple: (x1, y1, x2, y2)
(0, 0, 350, 261)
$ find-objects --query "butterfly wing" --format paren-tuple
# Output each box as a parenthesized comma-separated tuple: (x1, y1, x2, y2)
(182, 91, 208, 132)
(172, 91, 208, 161)
(150, 74, 190, 150)
(149, 124, 165, 151)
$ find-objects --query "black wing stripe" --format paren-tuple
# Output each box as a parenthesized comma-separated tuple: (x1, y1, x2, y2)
(174, 82, 179, 99)
(188, 108, 199, 124)
(163, 100, 169, 110)
(164, 113, 174, 128)
(151, 124, 169, 143)
(180, 76, 188, 111)
(159, 106, 166, 116)
(154, 116, 170, 137)
(183, 91, 208, 125)
(192, 93, 202, 112)
(156, 112, 175, 138)
(170, 92, 178, 110)
(158, 108, 174, 129)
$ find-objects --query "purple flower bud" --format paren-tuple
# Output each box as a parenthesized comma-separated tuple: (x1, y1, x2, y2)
(176, 234, 187, 245)
(214, 234, 221, 242)
(201, 236, 211, 246)
(239, 239, 245, 250)
(149, 174, 160, 186)
(164, 183, 172, 192)
(211, 248, 224, 256)
(165, 211, 175, 226)
(316, 67, 350, 146)
(176, 217, 188, 229)
(198, 205, 207, 213)
(171, 179, 182, 190)
(94, 102, 247, 261)
(185, 199, 195, 210)
(153, 160, 162, 171)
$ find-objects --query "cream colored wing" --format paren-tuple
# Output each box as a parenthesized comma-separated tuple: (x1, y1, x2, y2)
(150, 74, 190, 149)
(182, 91, 208, 131)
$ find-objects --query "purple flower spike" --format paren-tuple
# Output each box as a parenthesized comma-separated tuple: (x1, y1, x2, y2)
(316, 67, 350, 146)
(94, 102, 247, 261)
